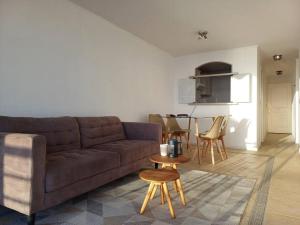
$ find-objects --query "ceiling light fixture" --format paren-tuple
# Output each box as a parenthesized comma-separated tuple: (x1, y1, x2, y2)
(273, 54, 282, 61)
(198, 31, 208, 40)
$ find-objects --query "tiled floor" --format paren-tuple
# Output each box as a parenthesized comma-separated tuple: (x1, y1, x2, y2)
(183, 133, 300, 225)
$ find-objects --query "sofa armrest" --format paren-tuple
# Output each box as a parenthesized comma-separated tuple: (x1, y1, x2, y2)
(122, 122, 162, 143)
(0, 132, 46, 215)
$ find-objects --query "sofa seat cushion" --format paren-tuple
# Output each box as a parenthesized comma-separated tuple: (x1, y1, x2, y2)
(46, 149, 120, 192)
(94, 140, 159, 166)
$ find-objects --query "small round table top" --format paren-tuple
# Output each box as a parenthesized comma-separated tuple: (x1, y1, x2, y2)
(139, 168, 179, 183)
(150, 154, 190, 165)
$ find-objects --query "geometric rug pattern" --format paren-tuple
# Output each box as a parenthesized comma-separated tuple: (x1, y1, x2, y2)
(0, 170, 256, 225)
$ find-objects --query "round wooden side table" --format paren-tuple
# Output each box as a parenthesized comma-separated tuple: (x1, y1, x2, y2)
(150, 154, 190, 169)
(139, 168, 185, 219)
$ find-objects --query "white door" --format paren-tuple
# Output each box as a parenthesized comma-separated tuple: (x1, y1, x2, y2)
(267, 83, 292, 133)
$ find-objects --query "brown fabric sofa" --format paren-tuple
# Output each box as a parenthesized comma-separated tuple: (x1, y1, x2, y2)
(0, 116, 161, 224)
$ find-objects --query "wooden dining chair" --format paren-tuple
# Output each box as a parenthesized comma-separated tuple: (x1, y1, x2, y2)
(193, 116, 226, 165)
(209, 116, 229, 159)
(165, 116, 190, 149)
(148, 114, 169, 143)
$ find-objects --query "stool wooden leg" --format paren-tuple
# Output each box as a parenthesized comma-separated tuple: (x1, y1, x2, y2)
(150, 184, 158, 200)
(160, 184, 165, 204)
(176, 179, 186, 206)
(140, 182, 155, 214)
(173, 181, 178, 192)
(162, 182, 175, 218)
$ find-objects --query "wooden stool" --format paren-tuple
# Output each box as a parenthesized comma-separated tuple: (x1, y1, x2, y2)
(149, 154, 189, 197)
(139, 168, 185, 219)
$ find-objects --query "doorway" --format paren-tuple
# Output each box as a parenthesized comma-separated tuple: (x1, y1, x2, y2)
(267, 83, 292, 133)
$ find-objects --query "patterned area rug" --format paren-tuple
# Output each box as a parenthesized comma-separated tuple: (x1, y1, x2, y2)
(0, 170, 255, 225)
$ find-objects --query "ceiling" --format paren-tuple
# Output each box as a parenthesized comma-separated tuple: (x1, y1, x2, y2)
(70, 0, 300, 60)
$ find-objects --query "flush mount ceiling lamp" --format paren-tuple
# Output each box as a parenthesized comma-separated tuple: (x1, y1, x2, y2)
(273, 54, 282, 61)
(197, 31, 208, 40)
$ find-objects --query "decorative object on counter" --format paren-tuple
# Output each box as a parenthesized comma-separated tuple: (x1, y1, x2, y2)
(160, 144, 168, 156)
(168, 139, 178, 158)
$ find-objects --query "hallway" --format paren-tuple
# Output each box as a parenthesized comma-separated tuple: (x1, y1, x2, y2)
(183, 133, 300, 225)
(260, 134, 300, 225)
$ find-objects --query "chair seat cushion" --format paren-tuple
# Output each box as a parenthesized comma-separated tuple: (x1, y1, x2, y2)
(46, 149, 120, 192)
(94, 140, 159, 166)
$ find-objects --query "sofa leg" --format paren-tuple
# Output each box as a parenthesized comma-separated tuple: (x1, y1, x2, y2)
(27, 214, 36, 225)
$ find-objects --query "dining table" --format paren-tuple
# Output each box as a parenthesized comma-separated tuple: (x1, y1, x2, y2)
(161, 115, 231, 150)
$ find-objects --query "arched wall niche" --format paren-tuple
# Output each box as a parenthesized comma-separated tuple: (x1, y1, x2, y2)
(195, 62, 232, 76)
(195, 62, 232, 103)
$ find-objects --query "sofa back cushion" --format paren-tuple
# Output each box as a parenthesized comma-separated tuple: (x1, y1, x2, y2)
(0, 116, 81, 153)
(76, 116, 125, 148)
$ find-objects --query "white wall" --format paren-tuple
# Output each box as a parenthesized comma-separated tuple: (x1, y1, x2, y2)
(296, 58, 300, 144)
(257, 47, 263, 145)
(0, 0, 265, 150)
(264, 60, 296, 84)
(0, 0, 173, 121)
(261, 67, 268, 142)
(172, 46, 259, 150)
